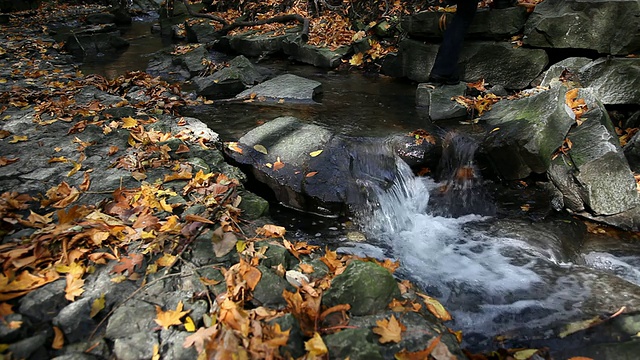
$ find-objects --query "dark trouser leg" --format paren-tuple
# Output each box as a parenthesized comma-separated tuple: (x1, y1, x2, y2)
(429, 0, 479, 80)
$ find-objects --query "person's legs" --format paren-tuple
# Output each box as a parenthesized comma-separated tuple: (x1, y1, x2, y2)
(429, 0, 479, 83)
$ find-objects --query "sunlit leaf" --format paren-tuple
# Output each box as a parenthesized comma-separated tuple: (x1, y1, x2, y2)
(9, 135, 28, 143)
(309, 150, 323, 157)
(514, 349, 539, 360)
(90, 294, 106, 318)
(373, 315, 404, 343)
(184, 316, 196, 332)
(253, 144, 268, 154)
(305, 332, 328, 357)
(349, 53, 364, 66)
(122, 116, 138, 129)
(155, 301, 190, 329)
(417, 292, 452, 321)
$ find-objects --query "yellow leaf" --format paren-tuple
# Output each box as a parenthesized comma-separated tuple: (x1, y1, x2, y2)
(514, 349, 539, 360)
(122, 116, 138, 129)
(67, 160, 81, 177)
(152, 344, 160, 360)
(349, 53, 364, 66)
(236, 240, 247, 253)
(156, 253, 176, 267)
(56, 262, 85, 279)
(304, 332, 328, 357)
(9, 135, 28, 143)
(417, 293, 452, 321)
(52, 326, 65, 349)
(253, 144, 268, 154)
(373, 315, 404, 343)
(90, 294, 106, 318)
(110, 275, 127, 283)
(155, 301, 190, 329)
(48, 156, 68, 163)
(184, 316, 196, 332)
(309, 150, 323, 157)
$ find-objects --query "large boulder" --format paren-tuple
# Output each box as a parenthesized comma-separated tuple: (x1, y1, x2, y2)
(193, 55, 270, 99)
(458, 41, 548, 89)
(402, 7, 529, 39)
(64, 25, 129, 58)
(384, 39, 547, 89)
(537, 57, 593, 88)
(224, 116, 398, 215)
(548, 88, 638, 217)
(481, 85, 575, 180)
(415, 82, 468, 120)
(578, 58, 640, 105)
(227, 28, 301, 57)
(524, 0, 640, 55)
(282, 37, 349, 68)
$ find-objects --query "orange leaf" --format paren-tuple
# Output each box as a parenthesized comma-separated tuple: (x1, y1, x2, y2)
(0, 302, 14, 317)
(0, 156, 19, 166)
(256, 224, 286, 238)
(52, 326, 65, 349)
(417, 292, 452, 321)
(273, 157, 285, 171)
(226, 142, 243, 154)
(372, 315, 405, 343)
(155, 300, 190, 329)
(306, 171, 318, 178)
(64, 274, 85, 301)
(395, 335, 441, 360)
(111, 253, 144, 275)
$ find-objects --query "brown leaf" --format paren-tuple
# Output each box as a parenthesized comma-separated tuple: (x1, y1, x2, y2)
(373, 315, 405, 343)
(256, 224, 286, 238)
(64, 274, 85, 301)
(52, 326, 65, 349)
(183, 326, 218, 353)
(212, 227, 238, 257)
(155, 300, 190, 329)
(395, 335, 441, 360)
(0, 157, 19, 166)
(175, 144, 190, 154)
(111, 253, 144, 275)
(272, 157, 284, 171)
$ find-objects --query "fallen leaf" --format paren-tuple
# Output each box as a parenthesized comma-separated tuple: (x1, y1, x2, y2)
(184, 316, 196, 332)
(253, 144, 268, 154)
(226, 142, 243, 154)
(373, 315, 404, 343)
(349, 53, 364, 66)
(122, 116, 138, 129)
(64, 274, 85, 301)
(0, 303, 14, 317)
(256, 224, 286, 238)
(183, 326, 218, 353)
(395, 335, 441, 360)
(305, 332, 328, 357)
(155, 301, 190, 329)
(417, 293, 452, 321)
(273, 157, 284, 171)
(0, 157, 19, 166)
(514, 349, 539, 360)
(111, 253, 144, 275)
(152, 344, 160, 360)
(9, 135, 28, 143)
(156, 253, 177, 267)
(90, 294, 106, 318)
(306, 171, 318, 178)
(52, 326, 64, 349)
(309, 150, 323, 157)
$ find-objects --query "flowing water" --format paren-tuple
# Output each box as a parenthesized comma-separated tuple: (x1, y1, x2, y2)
(77, 19, 640, 352)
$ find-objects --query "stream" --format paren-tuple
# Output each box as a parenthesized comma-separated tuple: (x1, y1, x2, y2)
(74, 18, 640, 353)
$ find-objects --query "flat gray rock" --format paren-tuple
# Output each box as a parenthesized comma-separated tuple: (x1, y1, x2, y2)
(235, 74, 322, 103)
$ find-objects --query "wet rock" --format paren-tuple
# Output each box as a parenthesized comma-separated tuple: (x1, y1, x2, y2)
(416, 82, 468, 121)
(18, 279, 67, 323)
(403, 7, 528, 39)
(252, 265, 295, 309)
(237, 190, 269, 220)
(59, 338, 110, 359)
(159, 329, 199, 360)
(8, 332, 48, 360)
(151, 114, 220, 144)
(225, 116, 398, 215)
(105, 299, 157, 340)
(64, 25, 129, 58)
(0, 313, 25, 343)
(548, 88, 638, 217)
(387, 39, 547, 89)
(578, 58, 640, 105)
(282, 37, 349, 68)
(624, 132, 640, 172)
(269, 313, 305, 359)
(537, 57, 592, 88)
(52, 297, 96, 344)
(257, 242, 297, 269)
(481, 85, 575, 180)
(51, 354, 99, 360)
(113, 332, 159, 360)
(322, 260, 400, 316)
(228, 29, 300, 57)
(323, 328, 383, 360)
(185, 19, 220, 44)
(86, 13, 116, 25)
(459, 41, 548, 89)
(235, 74, 322, 103)
(524, 0, 640, 55)
(193, 55, 270, 99)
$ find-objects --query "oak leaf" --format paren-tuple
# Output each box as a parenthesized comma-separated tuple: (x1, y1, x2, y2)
(155, 301, 190, 329)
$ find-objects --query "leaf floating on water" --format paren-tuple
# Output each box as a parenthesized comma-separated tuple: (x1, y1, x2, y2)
(309, 150, 323, 157)
(253, 144, 268, 154)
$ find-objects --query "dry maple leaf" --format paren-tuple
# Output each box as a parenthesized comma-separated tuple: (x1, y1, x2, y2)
(256, 224, 286, 238)
(155, 300, 191, 329)
(64, 274, 85, 301)
(183, 325, 218, 353)
(373, 314, 405, 343)
(111, 253, 144, 275)
(417, 292, 452, 321)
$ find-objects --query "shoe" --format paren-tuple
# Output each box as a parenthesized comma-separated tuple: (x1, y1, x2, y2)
(428, 73, 459, 85)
